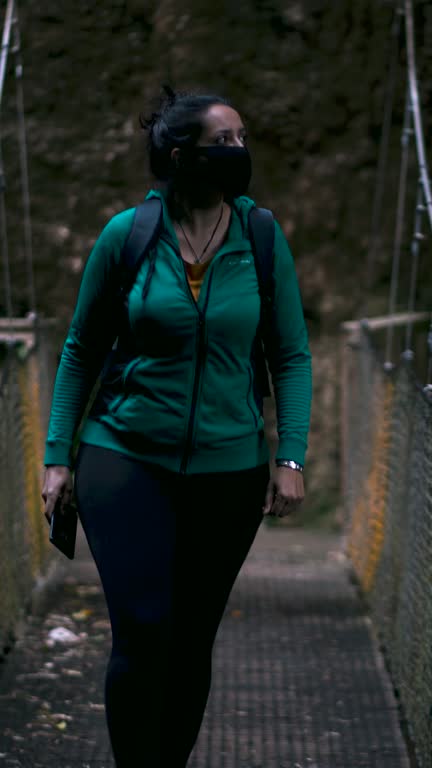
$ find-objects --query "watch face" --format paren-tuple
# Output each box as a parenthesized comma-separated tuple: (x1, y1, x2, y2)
(277, 460, 303, 472)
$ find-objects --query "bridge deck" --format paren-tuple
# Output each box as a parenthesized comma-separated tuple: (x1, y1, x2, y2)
(0, 524, 412, 767)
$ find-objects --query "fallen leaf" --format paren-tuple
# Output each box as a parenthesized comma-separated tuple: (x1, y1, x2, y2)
(71, 608, 93, 621)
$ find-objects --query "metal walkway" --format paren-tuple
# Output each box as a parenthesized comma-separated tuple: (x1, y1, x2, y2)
(0, 523, 411, 768)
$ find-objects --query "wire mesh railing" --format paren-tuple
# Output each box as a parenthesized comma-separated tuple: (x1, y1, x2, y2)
(0, 324, 57, 656)
(341, 316, 432, 767)
(343, 2, 432, 760)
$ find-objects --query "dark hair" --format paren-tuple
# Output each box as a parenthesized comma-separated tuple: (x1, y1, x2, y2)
(140, 85, 230, 181)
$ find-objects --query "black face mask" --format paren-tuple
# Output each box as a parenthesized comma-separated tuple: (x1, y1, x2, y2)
(177, 145, 252, 198)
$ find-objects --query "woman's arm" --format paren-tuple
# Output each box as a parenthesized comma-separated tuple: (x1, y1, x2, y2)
(266, 219, 312, 467)
(44, 209, 135, 468)
(262, 220, 312, 517)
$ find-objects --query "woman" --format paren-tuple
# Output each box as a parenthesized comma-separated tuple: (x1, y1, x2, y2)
(42, 87, 312, 768)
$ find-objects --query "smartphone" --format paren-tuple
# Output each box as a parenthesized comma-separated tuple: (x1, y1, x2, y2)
(49, 497, 78, 560)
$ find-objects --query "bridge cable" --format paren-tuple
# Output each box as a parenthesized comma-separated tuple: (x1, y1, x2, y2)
(403, 0, 432, 389)
(12, 1, 36, 315)
(0, 0, 15, 322)
(404, 0, 432, 233)
(427, 326, 432, 387)
(364, 6, 402, 317)
(404, 180, 426, 354)
(384, 87, 412, 368)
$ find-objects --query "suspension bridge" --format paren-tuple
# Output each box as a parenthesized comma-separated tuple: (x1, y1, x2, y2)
(0, 1, 431, 766)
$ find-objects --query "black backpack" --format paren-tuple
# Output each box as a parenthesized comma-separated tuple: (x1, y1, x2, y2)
(113, 198, 275, 397)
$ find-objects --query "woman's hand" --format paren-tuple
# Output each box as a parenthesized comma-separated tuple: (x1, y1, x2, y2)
(262, 466, 305, 518)
(41, 466, 74, 524)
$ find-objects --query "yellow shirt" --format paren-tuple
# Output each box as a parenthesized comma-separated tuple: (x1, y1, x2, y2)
(183, 259, 213, 302)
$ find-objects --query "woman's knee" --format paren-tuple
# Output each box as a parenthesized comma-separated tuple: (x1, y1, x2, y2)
(110, 609, 172, 658)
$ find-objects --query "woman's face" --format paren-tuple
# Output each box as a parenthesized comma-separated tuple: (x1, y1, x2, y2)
(197, 104, 248, 148)
(170, 103, 251, 198)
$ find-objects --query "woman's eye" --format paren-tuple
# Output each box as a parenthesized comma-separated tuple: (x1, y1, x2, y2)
(214, 133, 247, 145)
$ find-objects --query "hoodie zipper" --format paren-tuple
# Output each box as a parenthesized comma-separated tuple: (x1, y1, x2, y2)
(159, 235, 214, 474)
(179, 260, 215, 474)
(159, 233, 245, 474)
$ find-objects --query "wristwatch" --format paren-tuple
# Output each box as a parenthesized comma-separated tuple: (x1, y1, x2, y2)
(275, 459, 304, 473)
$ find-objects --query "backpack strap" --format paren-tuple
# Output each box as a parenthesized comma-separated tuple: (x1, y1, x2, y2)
(248, 206, 275, 397)
(119, 198, 163, 297)
(106, 198, 163, 364)
(248, 207, 275, 303)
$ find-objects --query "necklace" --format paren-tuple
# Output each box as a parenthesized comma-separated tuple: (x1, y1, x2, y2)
(177, 203, 224, 264)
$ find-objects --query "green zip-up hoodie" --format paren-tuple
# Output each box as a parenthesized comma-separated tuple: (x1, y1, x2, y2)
(44, 189, 312, 474)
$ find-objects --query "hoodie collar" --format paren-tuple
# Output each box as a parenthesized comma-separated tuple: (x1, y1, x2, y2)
(145, 188, 257, 255)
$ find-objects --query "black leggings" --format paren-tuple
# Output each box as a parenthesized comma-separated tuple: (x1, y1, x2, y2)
(74, 443, 269, 768)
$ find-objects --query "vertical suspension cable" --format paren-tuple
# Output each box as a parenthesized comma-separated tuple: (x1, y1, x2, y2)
(12, 2, 35, 315)
(0, 142, 12, 319)
(384, 88, 413, 367)
(0, 0, 15, 321)
(404, 0, 432, 233)
(0, 0, 14, 104)
(404, 181, 425, 352)
(403, 0, 432, 388)
(427, 321, 432, 387)
(363, 6, 402, 317)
